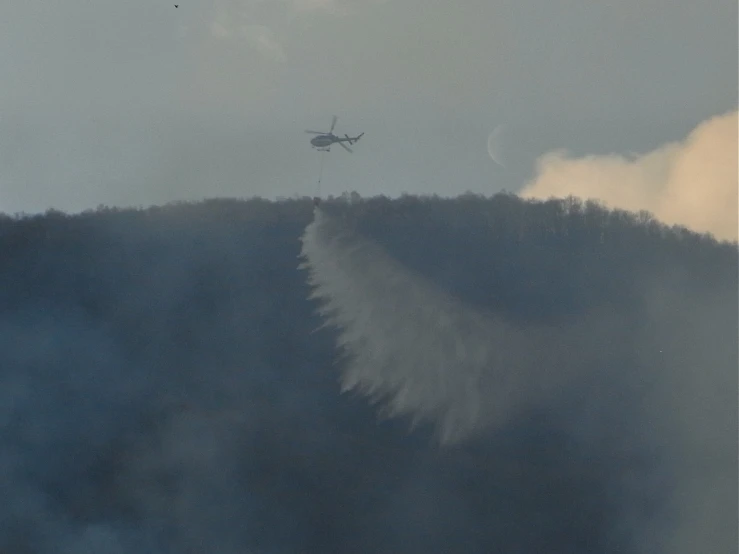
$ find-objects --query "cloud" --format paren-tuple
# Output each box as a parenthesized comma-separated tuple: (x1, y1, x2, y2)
(208, 3, 235, 39)
(289, 0, 391, 17)
(291, 0, 343, 13)
(209, 20, 231, 39)
(240, 24, 287, 62)
(521, 110, 738, 242)
(206, 2, 286, 61)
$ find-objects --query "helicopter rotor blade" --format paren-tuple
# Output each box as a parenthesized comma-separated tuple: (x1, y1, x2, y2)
(329, 115, 338, 133)
(305, 130, 327, 134)
(338, 141, 353, 153)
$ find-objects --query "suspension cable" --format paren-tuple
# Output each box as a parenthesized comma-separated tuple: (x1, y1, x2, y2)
(315, 150, 326, 199)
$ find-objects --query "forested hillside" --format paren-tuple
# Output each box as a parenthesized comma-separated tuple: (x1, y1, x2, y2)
(0, 193, 735, 554)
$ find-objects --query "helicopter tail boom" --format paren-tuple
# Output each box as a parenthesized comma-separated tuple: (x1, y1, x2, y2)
(345, 132, 364, 145)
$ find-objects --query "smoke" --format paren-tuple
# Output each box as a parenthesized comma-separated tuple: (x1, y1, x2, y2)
(521, 110, 738, 242)
(0, 208, 313, 553)
(299, 205, 737, 553)
(1, 198, 734, 552)
(0, 311, 162, 553)
(635, 273, 738, 554)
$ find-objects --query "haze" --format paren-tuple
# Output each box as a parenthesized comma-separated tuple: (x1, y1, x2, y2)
(1, 0, 736, 232)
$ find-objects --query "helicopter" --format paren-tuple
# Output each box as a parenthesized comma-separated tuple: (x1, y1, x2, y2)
(306, 116, 364, 153)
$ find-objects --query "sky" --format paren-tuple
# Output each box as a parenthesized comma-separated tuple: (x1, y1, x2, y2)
(0, 0, 736, 232)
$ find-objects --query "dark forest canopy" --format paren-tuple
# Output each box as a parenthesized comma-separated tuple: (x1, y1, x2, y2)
(1, 191, 734, 317)
(0, 192, 736, 554)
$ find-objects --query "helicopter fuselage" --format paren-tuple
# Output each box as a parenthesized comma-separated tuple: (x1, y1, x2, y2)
(310, 135, 335, 148)
(306, 121, 363, 152)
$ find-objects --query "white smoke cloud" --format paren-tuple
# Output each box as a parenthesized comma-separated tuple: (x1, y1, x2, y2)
(521, 110, 738, 242)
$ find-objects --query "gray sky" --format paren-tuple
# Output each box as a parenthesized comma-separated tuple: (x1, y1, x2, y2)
(1, 0, 736, 214)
